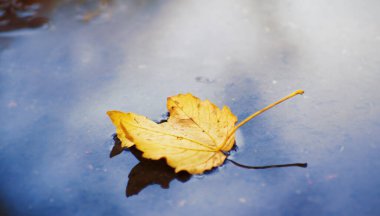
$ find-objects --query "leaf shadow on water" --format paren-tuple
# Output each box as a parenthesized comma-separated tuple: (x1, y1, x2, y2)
(110, 135, 192, 197)
(110, 134, 306, 197)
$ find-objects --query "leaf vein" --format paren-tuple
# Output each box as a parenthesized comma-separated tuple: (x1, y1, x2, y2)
(171, 98, 218, 146)
(122, 121, 216, 151)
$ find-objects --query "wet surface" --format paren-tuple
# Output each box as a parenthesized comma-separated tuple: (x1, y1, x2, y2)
(1, 0, 380, 215)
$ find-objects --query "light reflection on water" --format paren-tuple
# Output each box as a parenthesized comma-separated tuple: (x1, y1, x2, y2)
(1, 0, 380, 215)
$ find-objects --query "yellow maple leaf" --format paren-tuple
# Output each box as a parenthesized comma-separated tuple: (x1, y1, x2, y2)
(107, 90, 304, 174)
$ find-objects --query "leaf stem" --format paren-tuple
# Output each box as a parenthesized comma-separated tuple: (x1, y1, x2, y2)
(220, 90, 304, 150)
(227, 159, 307, 169)
(234, 90, 304, 131)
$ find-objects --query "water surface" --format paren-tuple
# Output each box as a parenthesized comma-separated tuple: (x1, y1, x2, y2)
(1, 0, 380, 215)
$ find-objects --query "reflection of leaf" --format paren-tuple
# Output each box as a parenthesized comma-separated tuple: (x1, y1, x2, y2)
(126, 145, 191, 197)
(108, 91, 304, 174)
(109, 134, 125, 158)
(110, 136, 191, 197)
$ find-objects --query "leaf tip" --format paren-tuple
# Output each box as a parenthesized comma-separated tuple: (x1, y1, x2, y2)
(106, 110, 120, 118)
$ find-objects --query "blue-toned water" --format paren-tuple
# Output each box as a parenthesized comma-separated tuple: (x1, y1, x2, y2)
(1, 0, 380, 215)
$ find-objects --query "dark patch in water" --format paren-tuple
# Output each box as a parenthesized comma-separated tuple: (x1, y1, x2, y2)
(110, 135, 192, 197)
(0, 0, 55, 32)
(126, 145, 191, 197)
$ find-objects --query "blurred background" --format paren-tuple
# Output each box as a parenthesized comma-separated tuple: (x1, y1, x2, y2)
(1, 0, 380, 215)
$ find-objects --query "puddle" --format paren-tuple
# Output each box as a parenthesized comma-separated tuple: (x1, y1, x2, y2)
(1, 0, 380, 215)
